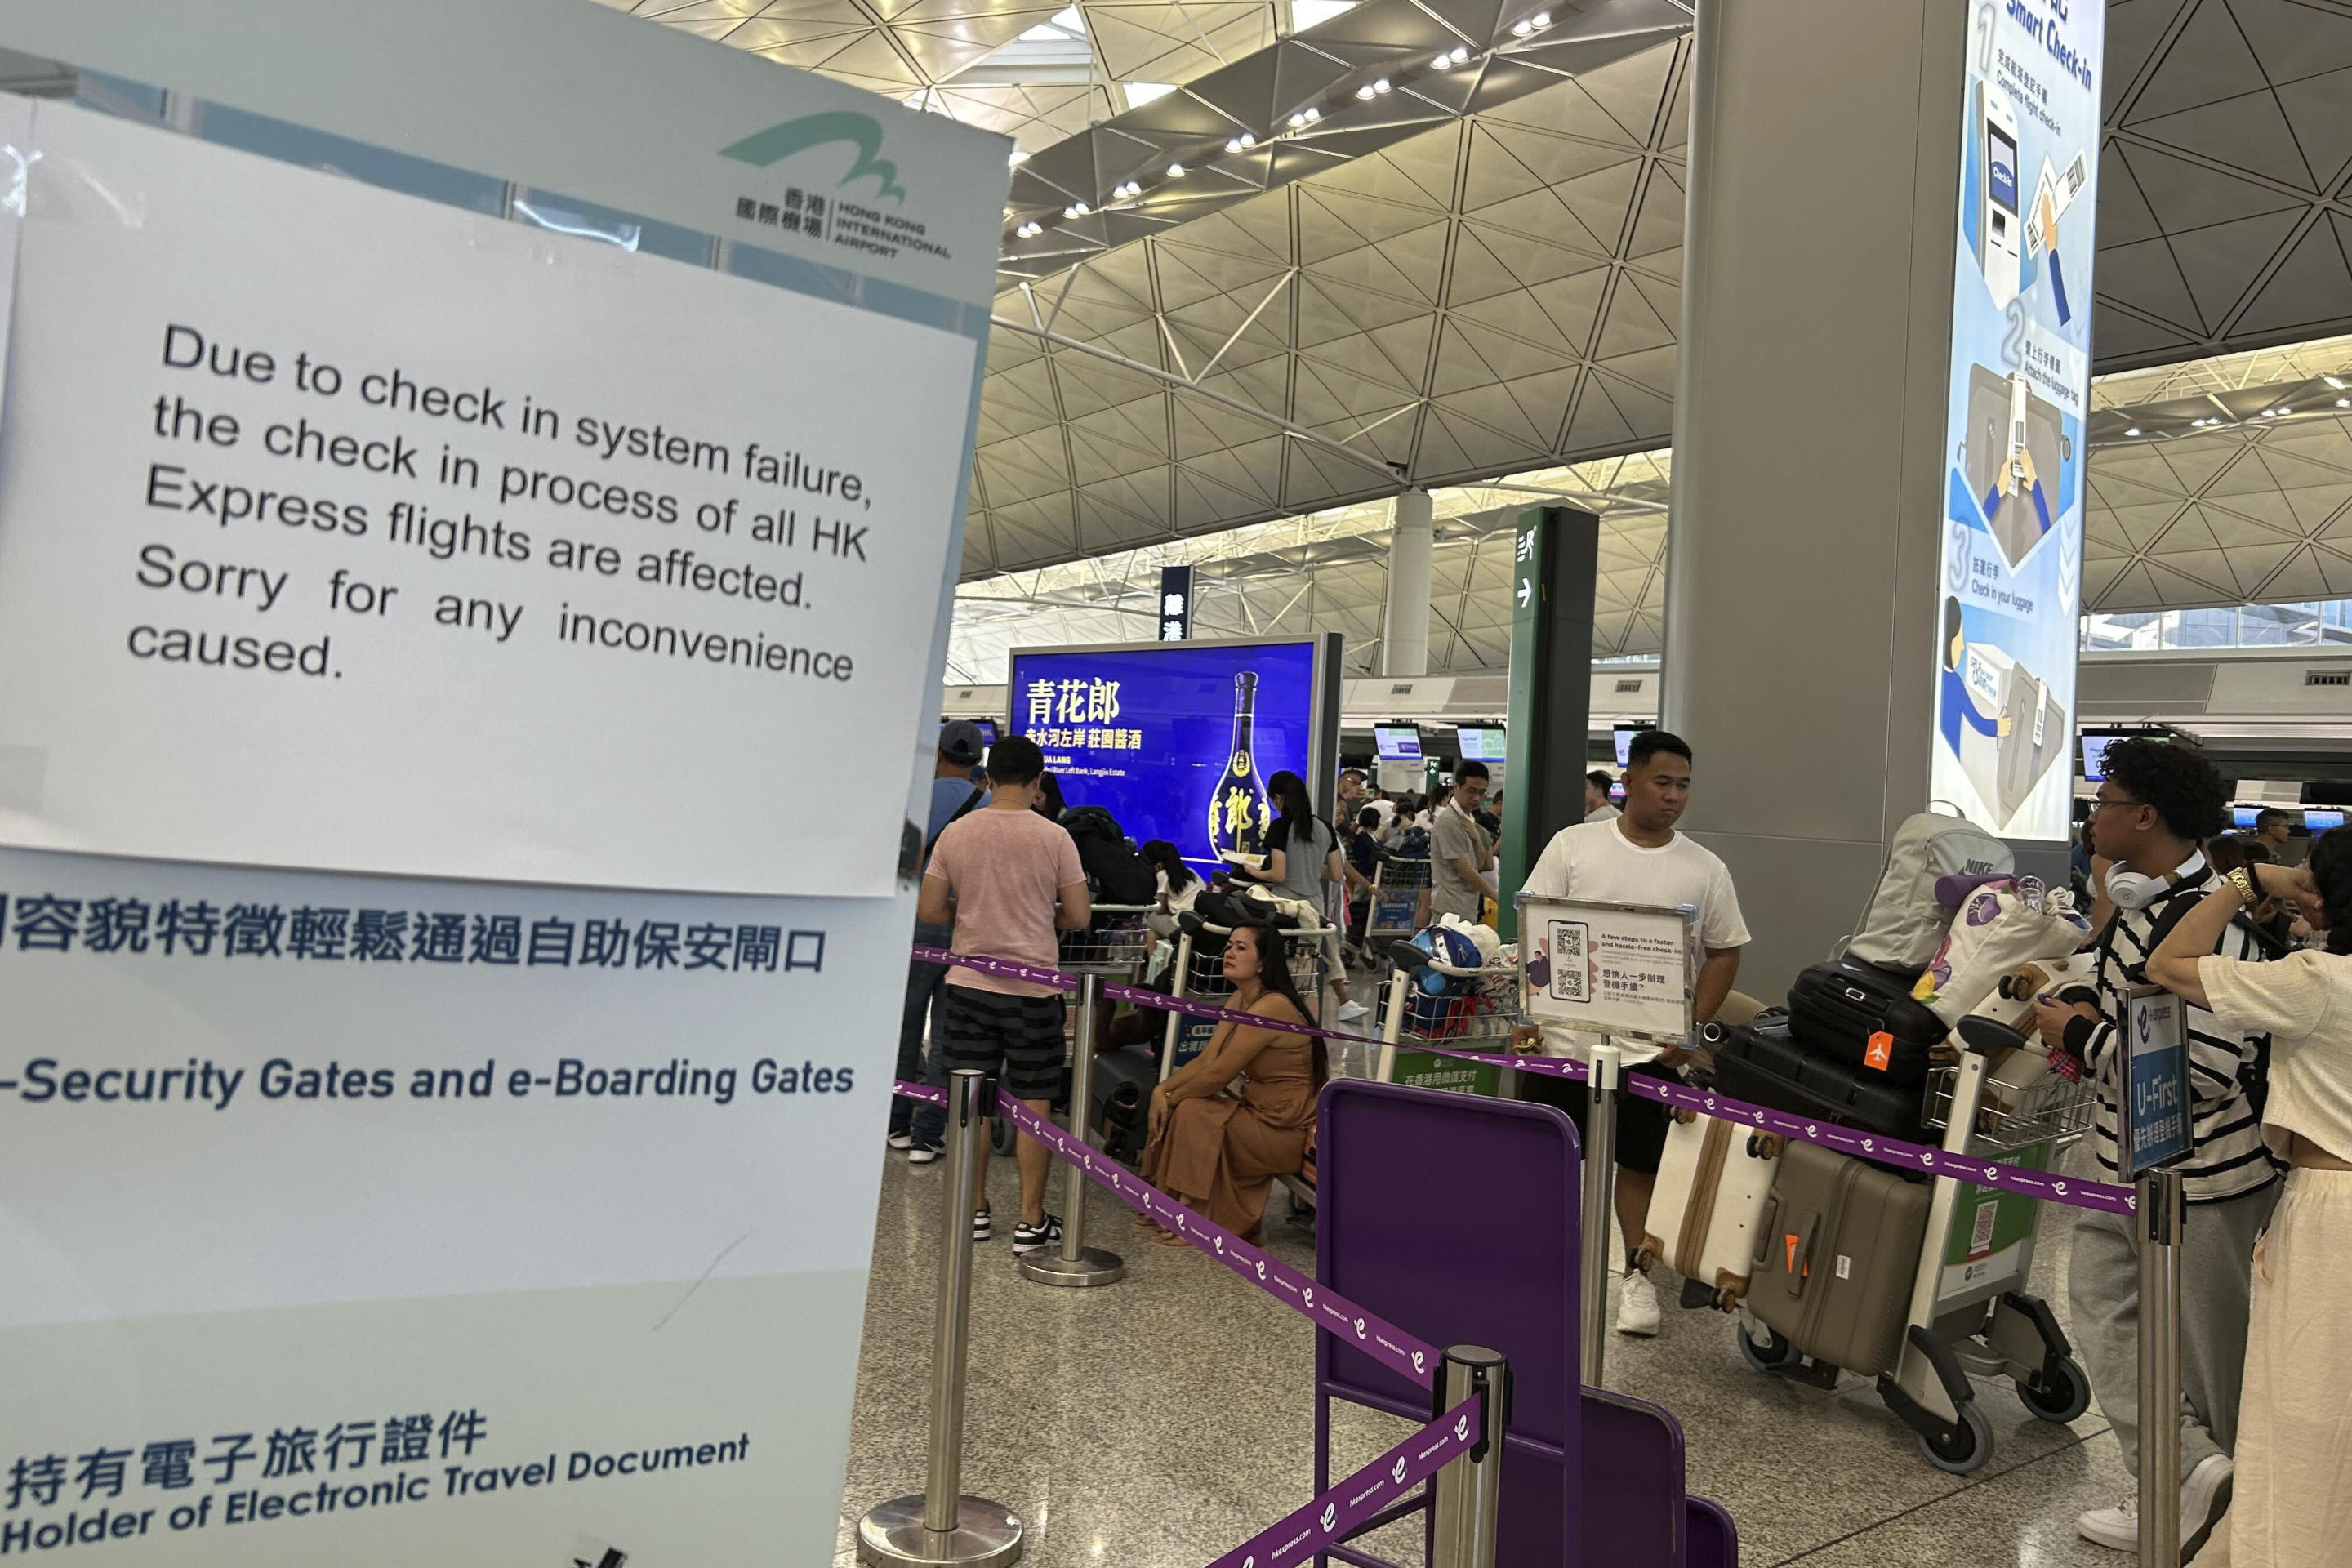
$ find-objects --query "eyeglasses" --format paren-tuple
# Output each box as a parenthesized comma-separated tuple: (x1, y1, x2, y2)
(2091, 795, 2145, 813)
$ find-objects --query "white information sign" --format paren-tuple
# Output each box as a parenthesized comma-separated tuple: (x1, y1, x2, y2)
(1517, 895, 1695, 1045)
(0, 2, 1007, 1563)
(0, 101, 976, 898)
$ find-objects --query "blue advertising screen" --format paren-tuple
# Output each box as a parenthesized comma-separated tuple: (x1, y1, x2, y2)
(1374, 725, 1423, 762)
(2305, 809, 2345, 831)
(2231, 806, 2261, 829)
(1009, 640, 1319, 875)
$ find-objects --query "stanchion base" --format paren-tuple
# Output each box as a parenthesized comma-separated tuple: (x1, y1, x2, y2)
(1016, 1245, 1125, 1287)
(855, 1494, 1023, 1568)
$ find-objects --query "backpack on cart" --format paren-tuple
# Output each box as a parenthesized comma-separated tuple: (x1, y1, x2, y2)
(1062, 805, 1156, 906)
(1839, 812, 2013, 973)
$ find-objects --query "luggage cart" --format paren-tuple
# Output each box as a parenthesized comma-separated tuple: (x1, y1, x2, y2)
(1359, 856, 1430, 949)
(1373, 938, 1521, 1098)
(989, 905, 1156, 1156)
(1158, 912, 1338, 1084)
(1737, 1017, 2095, 1473)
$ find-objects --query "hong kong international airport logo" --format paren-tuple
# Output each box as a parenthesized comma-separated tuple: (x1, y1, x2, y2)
(718, 111, 954, 264)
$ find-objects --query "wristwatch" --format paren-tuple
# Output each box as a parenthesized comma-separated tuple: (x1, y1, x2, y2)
(2227, 866, 2260, 906)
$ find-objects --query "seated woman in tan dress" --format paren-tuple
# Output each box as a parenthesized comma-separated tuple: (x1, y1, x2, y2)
(2149, 829, 2351, 1568)
(1138, 920, 1325, 1246)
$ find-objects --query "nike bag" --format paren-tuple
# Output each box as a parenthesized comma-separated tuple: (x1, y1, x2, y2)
(1841, 812, 2014, 973)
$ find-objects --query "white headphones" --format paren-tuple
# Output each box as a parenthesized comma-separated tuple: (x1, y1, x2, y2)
(2105, 862, 2183, 911)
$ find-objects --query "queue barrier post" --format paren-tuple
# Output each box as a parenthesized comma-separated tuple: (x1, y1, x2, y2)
(857, 1070, 1024, 1568)
(1429, 1345, 1509, 1568)
(2136, 1167, 2185, 1568)
(1020, 973, 1125, 1288)
(1579, 1042, 1622, 1387)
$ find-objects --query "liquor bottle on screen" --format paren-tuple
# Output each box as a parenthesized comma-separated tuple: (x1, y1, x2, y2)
(1208, 671, 1270, 866)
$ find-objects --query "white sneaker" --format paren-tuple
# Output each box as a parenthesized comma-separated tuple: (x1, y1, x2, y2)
(1615, 1270, 1662, 1336)
(2076, 1499, 2136, 1552)
(886, 1130, 914, 1150)
(1337, 1000, 1370, 1023)
(2075, 1455, 2234, 1556)
(2181, 1454, 2234, 1557)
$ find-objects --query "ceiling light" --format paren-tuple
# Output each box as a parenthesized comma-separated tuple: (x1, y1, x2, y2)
(2327, 376, 2346, 390)
(1511, 16, 1533, 33)
(1226, 136, 1244, 153)
(1356, 82, 1375, 98)
(1290, 110, 1309, 126)
(1533, 11, 1550, 24)
(1373, 77, 1391, 92)
(1431, 51, 1453, 68)
(1240, 131, 1254, 146)
(2339, 399, 2350, 408)
(1166, 162, 1185, 176)
(1451, 44, 1470, 62)
(1304, 106, 1320, 122)
(1064, 201, 1089, 216)
(2125, 427, 2140, 437)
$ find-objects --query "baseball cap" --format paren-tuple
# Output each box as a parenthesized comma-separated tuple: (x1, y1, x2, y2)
(938, 720, 986, 766)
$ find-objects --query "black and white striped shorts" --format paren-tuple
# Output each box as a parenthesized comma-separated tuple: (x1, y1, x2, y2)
(940, 984, 1067, 1101)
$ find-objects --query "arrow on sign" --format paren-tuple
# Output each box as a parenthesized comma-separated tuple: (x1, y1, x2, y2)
(1516, 579, 1532, 607)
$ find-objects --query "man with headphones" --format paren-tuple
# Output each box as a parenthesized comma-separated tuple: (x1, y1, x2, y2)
(2035, 737, 2279, 1557)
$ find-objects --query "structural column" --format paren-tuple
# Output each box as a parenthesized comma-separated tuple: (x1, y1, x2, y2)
(1382, 488, 1433, 678)
(1662, 0, 2087, 991)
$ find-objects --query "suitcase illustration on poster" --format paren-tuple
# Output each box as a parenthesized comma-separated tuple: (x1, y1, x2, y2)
(1638, 1109, 1780, 1312)
(1747, 1140, 1932, 1379)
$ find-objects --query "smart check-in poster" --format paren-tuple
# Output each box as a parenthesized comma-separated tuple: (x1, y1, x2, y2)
(1931, 0, 2102, 841)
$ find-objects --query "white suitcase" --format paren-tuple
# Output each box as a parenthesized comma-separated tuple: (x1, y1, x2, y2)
(1637, 1108, 1780, 1311)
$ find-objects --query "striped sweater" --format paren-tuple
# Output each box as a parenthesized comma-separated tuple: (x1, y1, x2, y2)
(2082, 852, 2278, 1204)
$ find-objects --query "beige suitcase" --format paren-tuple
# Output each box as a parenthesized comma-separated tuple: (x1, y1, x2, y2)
(1638, 1108, 1780, 1312)
(1748, 1140, 1932, 1378)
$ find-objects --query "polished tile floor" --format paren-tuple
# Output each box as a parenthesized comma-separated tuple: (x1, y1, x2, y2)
(835, 1024, 2138, 1567)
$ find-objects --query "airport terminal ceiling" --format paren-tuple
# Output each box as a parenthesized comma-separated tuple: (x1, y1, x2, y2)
(608, 0, 2352, 660)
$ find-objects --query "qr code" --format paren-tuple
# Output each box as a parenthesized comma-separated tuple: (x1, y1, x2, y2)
(1549, 920, 1588, 1002)
(1969, 1199, 1998, 1257)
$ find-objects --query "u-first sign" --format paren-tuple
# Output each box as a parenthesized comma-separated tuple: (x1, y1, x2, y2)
(2120, 987, 2190, 1179)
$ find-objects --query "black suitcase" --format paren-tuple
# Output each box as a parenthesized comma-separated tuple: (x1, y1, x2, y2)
(1089, 1045, 1159, 1165)
(1709, 1017, 1935, 1143)
(1786, 959, 1948, 1086)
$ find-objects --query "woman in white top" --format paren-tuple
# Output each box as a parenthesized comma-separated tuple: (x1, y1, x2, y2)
(2149, 828, 2350, 1568)
(1141, 840, 1200, 939)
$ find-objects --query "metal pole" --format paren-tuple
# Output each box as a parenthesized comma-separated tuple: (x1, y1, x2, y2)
(1430, 1345, 1509, 1568)
(1021, 975, 1125, 1287)
(856, 1071, 1024, 1568)
(2136, 1168, 2185, 1568)
(1579, 1042, 1622, 1386)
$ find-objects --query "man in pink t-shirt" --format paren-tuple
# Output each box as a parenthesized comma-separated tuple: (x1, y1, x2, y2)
(918, 734, 1092, 1254)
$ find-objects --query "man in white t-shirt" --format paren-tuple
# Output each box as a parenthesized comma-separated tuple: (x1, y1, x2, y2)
(1511, 729, 1749, 1337)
